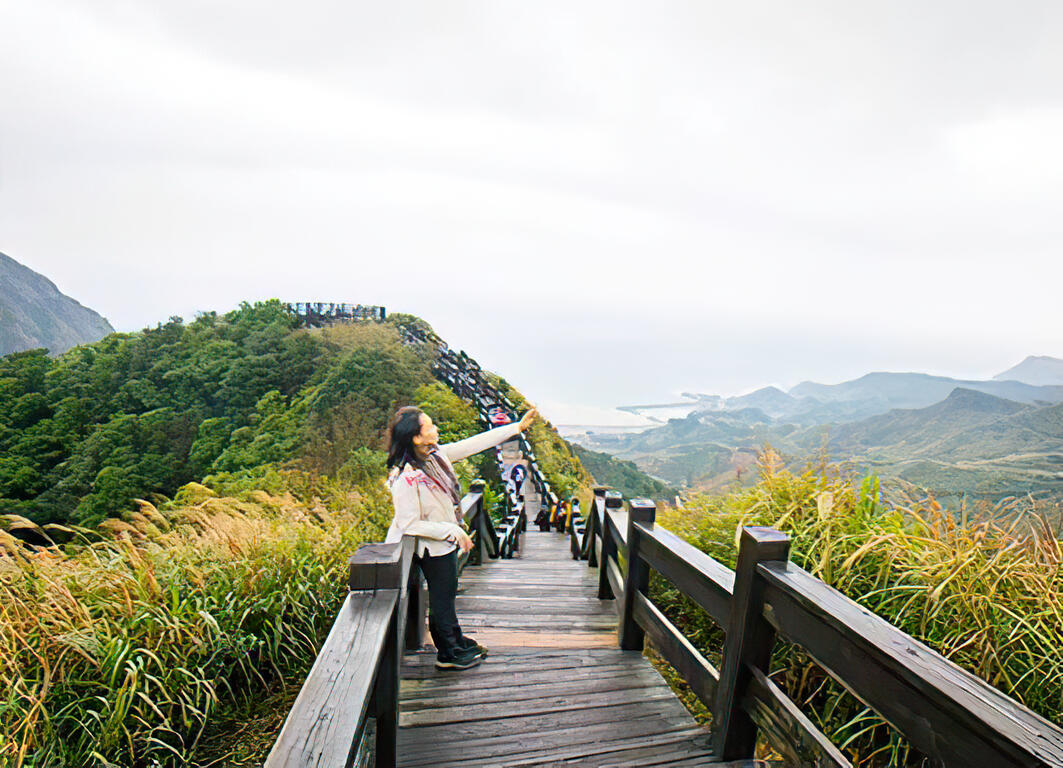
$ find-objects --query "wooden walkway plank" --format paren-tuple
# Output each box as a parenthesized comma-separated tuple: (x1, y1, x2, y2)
(398, 716, 698, 765)
(397, 530, 720, 767)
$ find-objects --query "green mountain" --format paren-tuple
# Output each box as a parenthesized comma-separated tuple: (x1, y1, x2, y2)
(571, 444, 675, 501)
(822, 390, 1063, 499)
(826, 388, 1027, 454)
(0, 251, 114, 356)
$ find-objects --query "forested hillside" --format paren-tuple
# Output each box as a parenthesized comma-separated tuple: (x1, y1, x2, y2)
(0, 302, 433, 526)
(0, 301, 602, 767)
(0, 252, 114, 356)
(572, 444, 675, 500)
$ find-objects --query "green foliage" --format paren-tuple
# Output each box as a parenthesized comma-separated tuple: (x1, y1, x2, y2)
(0, 302, 320, 523)
(0, 303, 434, 525)
(416, 382, 479, 444)
(571, 444, 675, 500)
(0, 310, 450, 767)
(525, 419, 593, 498)
(0, 480, 389, 767)
(653, 452, 1063, 766)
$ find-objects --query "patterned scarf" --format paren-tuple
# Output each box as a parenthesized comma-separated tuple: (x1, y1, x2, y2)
(406, 447, 462, 512)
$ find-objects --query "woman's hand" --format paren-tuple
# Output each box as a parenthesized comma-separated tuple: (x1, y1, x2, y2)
(454, 529, 474, 553)
(517, 406, 538, 432)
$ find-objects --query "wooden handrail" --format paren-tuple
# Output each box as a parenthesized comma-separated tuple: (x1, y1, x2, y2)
(267, 490, 498, 768)
(585, 494, 1063, 768)
(759, 560, 1063, 767)
(266, 537, 417, 768)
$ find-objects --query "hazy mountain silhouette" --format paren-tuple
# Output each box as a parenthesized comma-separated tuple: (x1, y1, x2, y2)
(787, 371, 1063, 417)
(1, 252, 114, 356)
(590, 372, 1063, 500)
(993, 356, 1063, 386)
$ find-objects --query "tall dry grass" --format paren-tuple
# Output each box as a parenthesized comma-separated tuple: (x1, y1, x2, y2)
(654, 451, 1063, 766)
(0, 476, 390, 767)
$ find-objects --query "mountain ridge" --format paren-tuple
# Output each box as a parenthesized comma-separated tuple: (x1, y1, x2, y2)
(993, 355, 1063, 386)
(1, 251, 114, 356)
(587, 375, 1063, 500)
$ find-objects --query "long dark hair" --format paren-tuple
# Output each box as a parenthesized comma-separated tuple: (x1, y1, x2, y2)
(387, 406, 424, 470)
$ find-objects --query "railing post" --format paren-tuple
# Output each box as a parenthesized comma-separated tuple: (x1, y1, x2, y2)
(597, 492, 623, 600)
(349, 544, 405, 768)
(405, 564, 426, 651)
(619, 499, 656, 651)
(712, 526, 791, 761)
(584, 487, 608, 565)
(469, 480, 489, 564)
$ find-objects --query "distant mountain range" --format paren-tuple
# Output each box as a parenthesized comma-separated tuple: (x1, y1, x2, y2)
(1, 252, 114, 356)
(575, 359, 1063, 503)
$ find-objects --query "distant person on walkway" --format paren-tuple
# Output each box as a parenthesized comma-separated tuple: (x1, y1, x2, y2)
(507, 463, 527, 502)
(534, 506, 552, 531)
(554, 500, 569, 532)
(567, 497, 581, 533)
(386, 404, 538, 670)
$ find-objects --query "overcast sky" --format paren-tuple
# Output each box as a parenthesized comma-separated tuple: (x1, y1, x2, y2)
(3, 1, 1062, 422)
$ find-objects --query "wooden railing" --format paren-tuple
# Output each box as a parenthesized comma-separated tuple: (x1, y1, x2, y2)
(287, 302, 386, 327)
(265, 490, 494, 768)
(579, 492, 1063, 768)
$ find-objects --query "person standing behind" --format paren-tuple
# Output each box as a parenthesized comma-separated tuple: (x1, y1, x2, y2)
(554, 500, 568, 532)
(386, 404, 539, 670)
(508, 463, 527, 501)
(566, 497, 581, 533)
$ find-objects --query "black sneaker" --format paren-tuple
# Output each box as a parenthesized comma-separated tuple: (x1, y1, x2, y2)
(435, 646, 483, 670)
(459, 635, 489, 658)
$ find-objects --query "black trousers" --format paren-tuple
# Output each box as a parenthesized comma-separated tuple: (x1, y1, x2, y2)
(416, 548, 464, 657)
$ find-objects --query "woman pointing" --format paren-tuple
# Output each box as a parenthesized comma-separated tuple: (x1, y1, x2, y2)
(385, 404, 538, 670)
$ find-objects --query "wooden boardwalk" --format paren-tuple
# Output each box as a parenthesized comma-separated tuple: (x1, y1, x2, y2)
(397, 531, 745, 767)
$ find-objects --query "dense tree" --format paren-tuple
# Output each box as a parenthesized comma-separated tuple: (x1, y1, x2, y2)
(0, 301, 430, 525)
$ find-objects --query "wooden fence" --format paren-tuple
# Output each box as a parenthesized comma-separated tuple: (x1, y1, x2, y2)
(582, 491, 1063, 767)
(264, 491, 501, 768)
(287, 302, 386, 327)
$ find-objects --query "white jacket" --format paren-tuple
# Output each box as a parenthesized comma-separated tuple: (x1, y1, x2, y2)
(385, 423, 521, 557)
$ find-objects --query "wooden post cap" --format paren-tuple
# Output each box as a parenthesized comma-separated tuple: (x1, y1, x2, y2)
(348, 542, 403, 591)
(739, 526, 790, 560)
(628, 498, 656, 521)
(604, 490, 624, 508)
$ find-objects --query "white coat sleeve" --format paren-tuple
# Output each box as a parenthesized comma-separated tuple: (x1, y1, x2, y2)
(441, 423, 522, 464)
(390, 475, 465, 542)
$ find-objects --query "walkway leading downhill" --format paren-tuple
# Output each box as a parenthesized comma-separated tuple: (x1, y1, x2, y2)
(396, 531, 763, 767)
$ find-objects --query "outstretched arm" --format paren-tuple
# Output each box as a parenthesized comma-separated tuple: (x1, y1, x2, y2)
(441, 406, 539, 463)
(441, 423, 520, 463)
